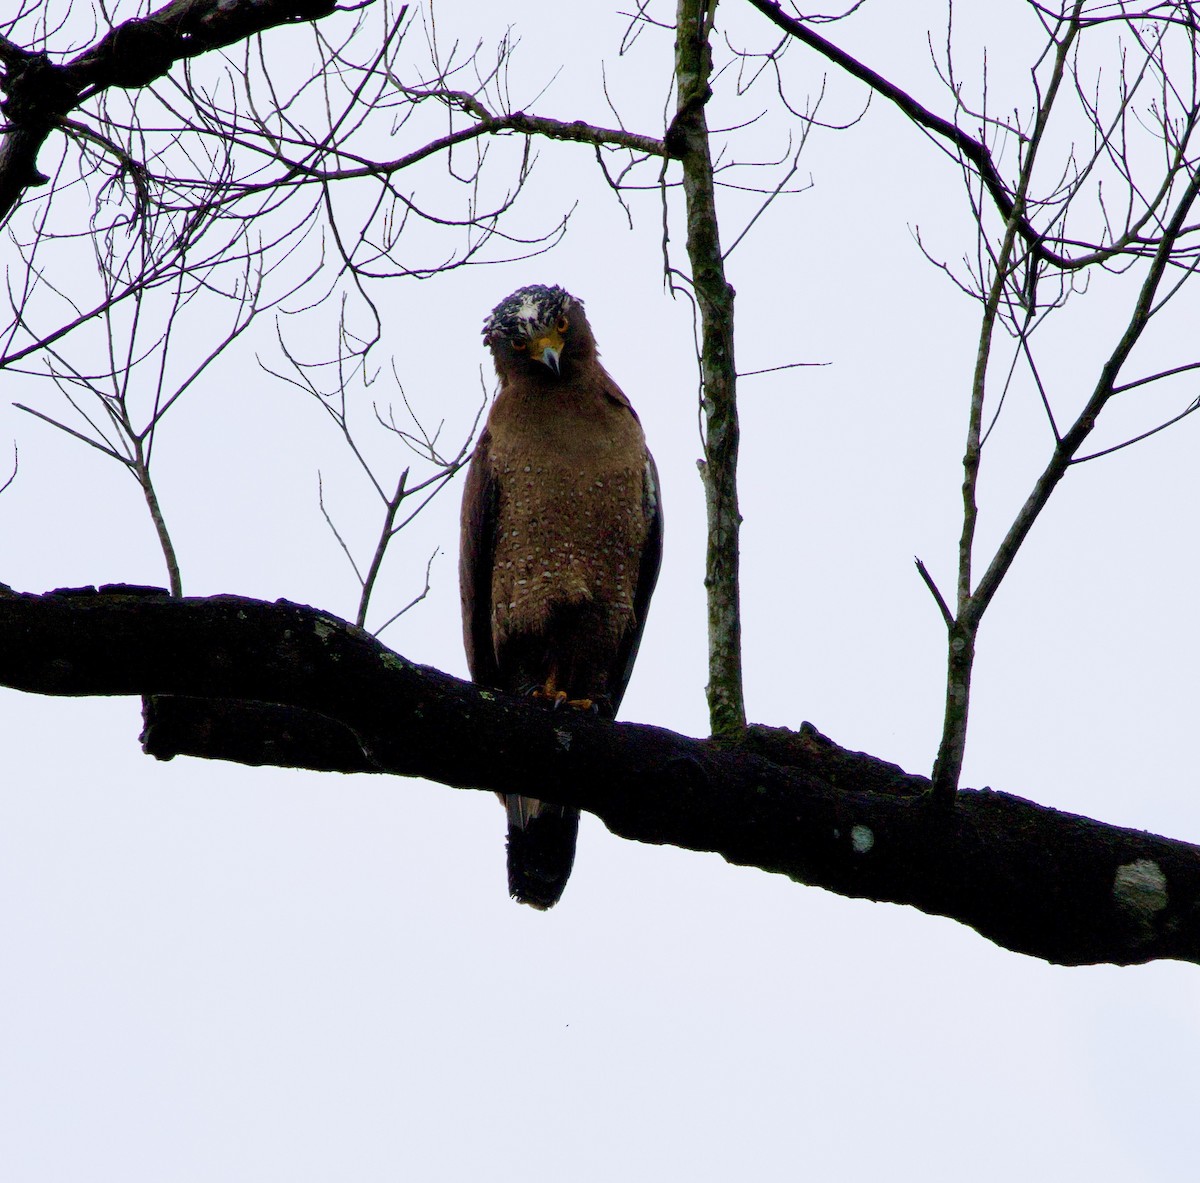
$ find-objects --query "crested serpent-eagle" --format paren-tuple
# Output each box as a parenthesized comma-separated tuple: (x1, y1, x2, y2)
(459, 284, 663, 908)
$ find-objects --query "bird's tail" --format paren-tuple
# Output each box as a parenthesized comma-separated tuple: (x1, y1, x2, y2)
(505, 795, 580, 910)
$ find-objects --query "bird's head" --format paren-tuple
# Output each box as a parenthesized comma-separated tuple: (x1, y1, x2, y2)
(483, 284, 594, 380)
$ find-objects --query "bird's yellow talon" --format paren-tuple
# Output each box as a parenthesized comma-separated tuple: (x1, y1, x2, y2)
(529, 679, 569, 708)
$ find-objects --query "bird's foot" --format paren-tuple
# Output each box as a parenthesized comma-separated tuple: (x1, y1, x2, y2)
(528, 679, 599, 713)
(529, 679, 568, 708)
(560, 696, 596, 712)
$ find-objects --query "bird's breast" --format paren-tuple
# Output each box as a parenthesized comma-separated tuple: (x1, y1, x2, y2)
(489, 447, 648, 642)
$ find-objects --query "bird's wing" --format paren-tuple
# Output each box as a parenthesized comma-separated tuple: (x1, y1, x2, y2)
(610, 447, 664, 714)
(459, 427, 501, 688)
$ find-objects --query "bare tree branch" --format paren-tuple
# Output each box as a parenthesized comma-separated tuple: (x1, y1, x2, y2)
(0, 0, 342, 225)
(931, 3, 1084, 804)
(742, 0, 1200, 271)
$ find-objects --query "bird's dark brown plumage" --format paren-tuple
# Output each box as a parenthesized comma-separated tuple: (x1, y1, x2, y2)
(459, 284, 663, 908)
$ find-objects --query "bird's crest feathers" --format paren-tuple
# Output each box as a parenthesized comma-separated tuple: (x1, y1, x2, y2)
(483, 284, 578, 344)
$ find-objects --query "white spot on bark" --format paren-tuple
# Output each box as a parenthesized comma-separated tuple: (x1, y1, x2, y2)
(554, 728, 572, 751)
(850, 825, 874, 854)
(1113, 859, 1168, 921)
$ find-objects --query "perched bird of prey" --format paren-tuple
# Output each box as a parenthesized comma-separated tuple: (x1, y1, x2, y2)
(460, 284, 663, 909)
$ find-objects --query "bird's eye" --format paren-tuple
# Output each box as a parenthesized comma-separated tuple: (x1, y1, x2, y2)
(512, 339, 528, 351)
(555, 316, 569, 333)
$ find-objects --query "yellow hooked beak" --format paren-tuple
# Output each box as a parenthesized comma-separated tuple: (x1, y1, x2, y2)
(528, 326, 564, 374)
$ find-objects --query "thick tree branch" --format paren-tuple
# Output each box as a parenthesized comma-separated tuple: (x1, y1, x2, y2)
(1, 582, 1197, 968)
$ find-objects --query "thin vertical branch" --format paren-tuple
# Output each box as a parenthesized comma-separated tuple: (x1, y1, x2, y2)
(672, 0, 746, 740)
(931, 6, 1082, 805)
(356, 468, 408, 628)
(0, 442, 17, 497)
(137, 454, 182, 597)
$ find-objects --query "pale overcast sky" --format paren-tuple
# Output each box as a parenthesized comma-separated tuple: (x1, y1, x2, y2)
(2, 3, 1198, 1180)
